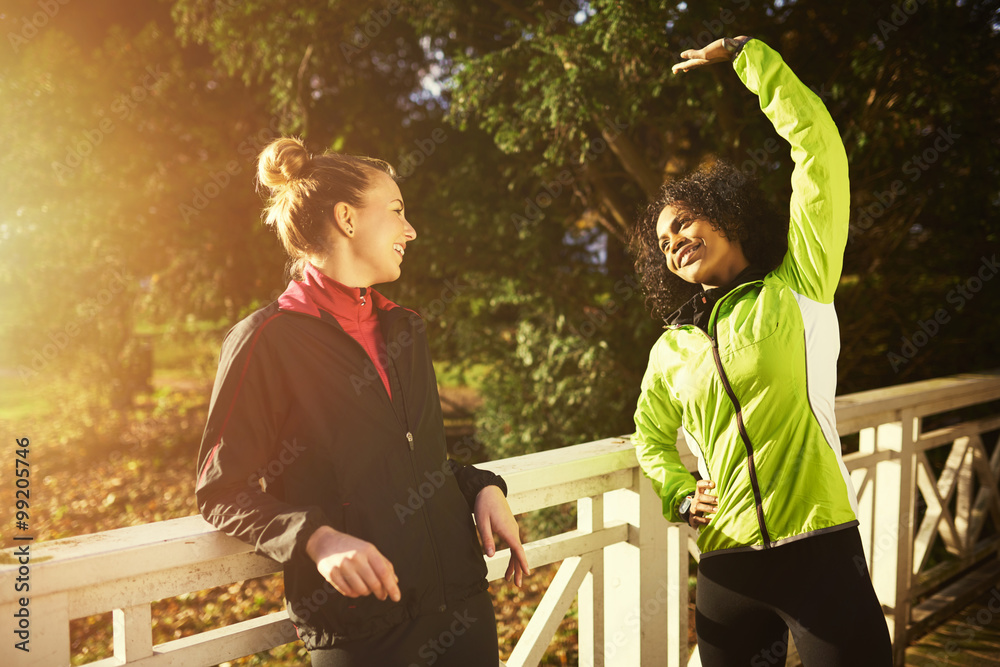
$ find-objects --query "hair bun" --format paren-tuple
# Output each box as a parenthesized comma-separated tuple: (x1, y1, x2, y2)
(257, 137, 311, 192)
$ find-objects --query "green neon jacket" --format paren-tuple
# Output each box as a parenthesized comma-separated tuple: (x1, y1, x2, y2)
(633, 39, 858, 557)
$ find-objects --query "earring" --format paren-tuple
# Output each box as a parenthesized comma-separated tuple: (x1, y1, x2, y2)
(347, 227, 354, 236)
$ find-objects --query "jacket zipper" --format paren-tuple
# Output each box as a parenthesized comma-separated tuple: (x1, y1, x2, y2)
(288, 305, 451, 604)
(671, 284, 772, 547)
(316, 301, 398, 420)
(386, 320, 449, 612)
(707, 335, 772, 547)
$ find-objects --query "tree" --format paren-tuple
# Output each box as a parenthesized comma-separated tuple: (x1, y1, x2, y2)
(0, 1, 289, 441)
(411, 0, 1000, 392)
(169, 0, 1000, 459)
(7, 0, 996, 456)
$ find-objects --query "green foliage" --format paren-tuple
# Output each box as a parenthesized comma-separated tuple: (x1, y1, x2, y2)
(410, 0, 1000, 393)
(476, 302, 649, 458)
(4, 0, 999, 462)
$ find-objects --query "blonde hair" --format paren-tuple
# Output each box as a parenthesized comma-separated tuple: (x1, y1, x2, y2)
(256, 137, 396, 279)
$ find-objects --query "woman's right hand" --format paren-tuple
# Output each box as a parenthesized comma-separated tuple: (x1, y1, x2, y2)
(672, 36, 749, 74)
(306, 525, 401, 602)
(688, 479, 719, 528)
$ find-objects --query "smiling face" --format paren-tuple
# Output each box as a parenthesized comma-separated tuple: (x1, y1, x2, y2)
(656, 204, 749, 289)
(348, 171, 417, 286)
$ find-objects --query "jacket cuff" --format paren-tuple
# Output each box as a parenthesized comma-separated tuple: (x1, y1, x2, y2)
(725, 36, 753, 59)
(292, 508, 332, 562)
(451, 461, 508, 509)
(485, 474, 508, 497)
(666, 486, 697, 524)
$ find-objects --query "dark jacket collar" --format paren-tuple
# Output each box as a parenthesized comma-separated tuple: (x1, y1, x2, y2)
(664, 264, 769, 330)
(278, 262, 403, 319)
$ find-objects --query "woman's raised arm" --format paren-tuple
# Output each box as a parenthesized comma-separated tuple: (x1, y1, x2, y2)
(677, 37, 850, 303)
(733, 39, 850, 302)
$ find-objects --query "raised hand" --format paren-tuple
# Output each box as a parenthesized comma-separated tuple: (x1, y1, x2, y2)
(672, 36, 750, 74)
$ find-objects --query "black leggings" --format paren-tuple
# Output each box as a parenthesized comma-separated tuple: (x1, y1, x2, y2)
(696, 527, 892, 667)
(308, 590, 498, 667)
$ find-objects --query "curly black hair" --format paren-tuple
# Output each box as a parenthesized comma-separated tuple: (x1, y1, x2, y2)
(629, 159, 789, 321)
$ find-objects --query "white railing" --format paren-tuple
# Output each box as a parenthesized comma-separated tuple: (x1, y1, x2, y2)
(2, 370, 999, 667)
(838, 370, 1000, 664)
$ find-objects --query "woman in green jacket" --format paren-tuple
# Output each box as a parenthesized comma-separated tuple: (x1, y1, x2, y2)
(631, 36, 891, 665)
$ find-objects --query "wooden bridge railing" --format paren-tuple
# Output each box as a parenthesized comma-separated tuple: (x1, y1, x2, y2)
(2, 370, 998, 666)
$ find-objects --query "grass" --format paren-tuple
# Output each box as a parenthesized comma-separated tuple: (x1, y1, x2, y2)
(0, 373, 51, 422)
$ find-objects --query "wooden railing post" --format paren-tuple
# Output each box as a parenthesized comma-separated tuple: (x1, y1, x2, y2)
(602, 468, 669, 665)
(665, 524, 692, 667)
(861, 415, 918, 665)
(894, 413, 919, 665)
(113, 603, 153, 662)
(2, 592, 70, 667)
(578, 494, 605, 667)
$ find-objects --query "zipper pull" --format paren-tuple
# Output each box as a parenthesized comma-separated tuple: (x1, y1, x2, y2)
(405, 432, 414, 450)
(359, 286, 367, 307)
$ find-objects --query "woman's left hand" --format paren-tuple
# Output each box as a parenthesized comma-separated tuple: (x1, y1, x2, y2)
(474, 485, 531, 587)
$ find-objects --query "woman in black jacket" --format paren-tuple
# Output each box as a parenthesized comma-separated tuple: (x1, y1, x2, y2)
(196, 137, 529, 666)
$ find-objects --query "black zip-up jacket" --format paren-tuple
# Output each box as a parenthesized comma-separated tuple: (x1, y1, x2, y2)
(196, 272, 504, 649)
